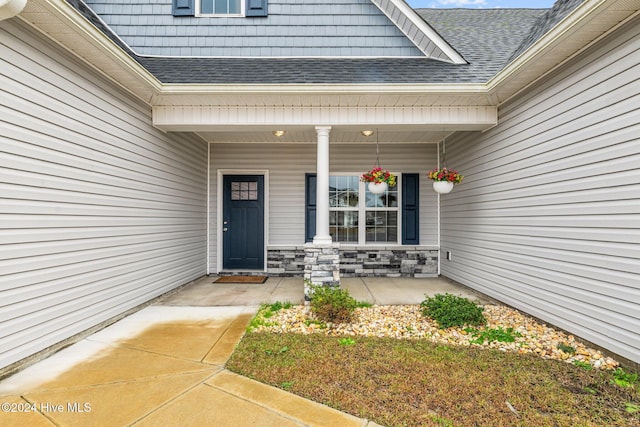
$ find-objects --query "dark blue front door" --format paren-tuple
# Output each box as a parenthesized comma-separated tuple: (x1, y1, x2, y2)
(223, 175, 265, 270)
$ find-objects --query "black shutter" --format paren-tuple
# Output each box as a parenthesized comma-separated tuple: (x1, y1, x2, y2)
(402, 173, 420, 245)
(246, 0, 268, 17)
(305, 173, 316, 242)
(172, 0, 194, 16)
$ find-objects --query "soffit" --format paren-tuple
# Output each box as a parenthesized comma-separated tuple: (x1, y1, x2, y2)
(197, 128, 456, 144)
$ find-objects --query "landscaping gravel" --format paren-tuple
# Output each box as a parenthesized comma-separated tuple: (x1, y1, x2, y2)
(253, 304, 620, 370)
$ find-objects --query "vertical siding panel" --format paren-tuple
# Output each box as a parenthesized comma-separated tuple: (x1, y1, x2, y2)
(0, 21, 208, 370)
(440, 21, 640, 363)
(208, 143, 437, 271)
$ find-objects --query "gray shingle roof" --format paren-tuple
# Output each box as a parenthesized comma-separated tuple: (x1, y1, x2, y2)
(509, 0, 584, 61)
(137, 57, 474, 84)
(415, 9, 547, 75)
(65, 0, 581, 85)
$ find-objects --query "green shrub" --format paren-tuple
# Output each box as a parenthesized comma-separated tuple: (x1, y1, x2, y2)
(309, 285, 358, 323)
(465, 326, 522, 344)
(420, 293, 485, 329)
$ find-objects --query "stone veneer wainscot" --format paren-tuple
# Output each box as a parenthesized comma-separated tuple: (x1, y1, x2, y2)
(267, 246, 438, 278)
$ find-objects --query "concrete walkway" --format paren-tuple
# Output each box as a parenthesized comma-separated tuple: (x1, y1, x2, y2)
(0, 276, 489, 426)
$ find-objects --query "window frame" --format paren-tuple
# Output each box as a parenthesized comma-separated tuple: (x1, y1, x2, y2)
(328, 173, 402, 245)
(197, 0, 244, 17)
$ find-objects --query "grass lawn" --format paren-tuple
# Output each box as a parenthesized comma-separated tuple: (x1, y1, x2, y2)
(227, 331, 640, 426)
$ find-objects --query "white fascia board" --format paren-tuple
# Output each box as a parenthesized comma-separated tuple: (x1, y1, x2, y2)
(27, 0, 162, 98)
(152, 105, 498, 131)
(487, 0, 628, 101)
(156, 83, 488, 95)
(370, 0, 467, 64)
(151, 83, 494, 111)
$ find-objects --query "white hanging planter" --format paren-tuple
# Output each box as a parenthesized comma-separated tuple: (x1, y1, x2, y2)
(368, 181, 388, 194)
(433, 181, 454, 194)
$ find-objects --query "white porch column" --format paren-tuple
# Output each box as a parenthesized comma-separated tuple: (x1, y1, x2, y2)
(313, 126, 332, 245)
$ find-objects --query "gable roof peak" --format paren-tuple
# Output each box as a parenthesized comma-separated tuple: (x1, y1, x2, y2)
(371, 0, 467, 64)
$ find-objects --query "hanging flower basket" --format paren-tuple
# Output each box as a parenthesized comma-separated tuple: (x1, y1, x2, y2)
(428, 167, 463, 194)
(361, 167, 396, 194)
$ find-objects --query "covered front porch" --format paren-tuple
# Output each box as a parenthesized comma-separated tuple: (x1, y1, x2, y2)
(153, 91, 497, 285)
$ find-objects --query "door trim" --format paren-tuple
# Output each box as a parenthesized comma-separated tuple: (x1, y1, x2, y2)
(216, 169, 269, 273)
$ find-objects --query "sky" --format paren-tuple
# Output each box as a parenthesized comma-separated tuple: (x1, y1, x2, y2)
(406, 0, 555, 8)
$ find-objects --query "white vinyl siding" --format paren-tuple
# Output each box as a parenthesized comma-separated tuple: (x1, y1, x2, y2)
(440, 19, 640, 363)
(0, 21, 208, 370)
(209, 143, 437, 271)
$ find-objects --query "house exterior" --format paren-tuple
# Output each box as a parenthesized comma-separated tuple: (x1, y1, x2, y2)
(0, 0, 638, 373)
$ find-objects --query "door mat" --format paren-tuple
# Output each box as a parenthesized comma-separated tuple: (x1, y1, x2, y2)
(213, 275, 268, 284)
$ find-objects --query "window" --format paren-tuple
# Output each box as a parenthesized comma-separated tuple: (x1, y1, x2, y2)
(230, 181, 258, 200)
(200, 0, 241, 15)
(365, 179, 398, 243)
(329, 176, 359, 243)
(329, 175, 399, 244)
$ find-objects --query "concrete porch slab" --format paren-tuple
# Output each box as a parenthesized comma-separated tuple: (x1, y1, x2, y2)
(341, 277, 493, 306)
(158, 276, 305, 306)
(158, 275, 493, 307)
